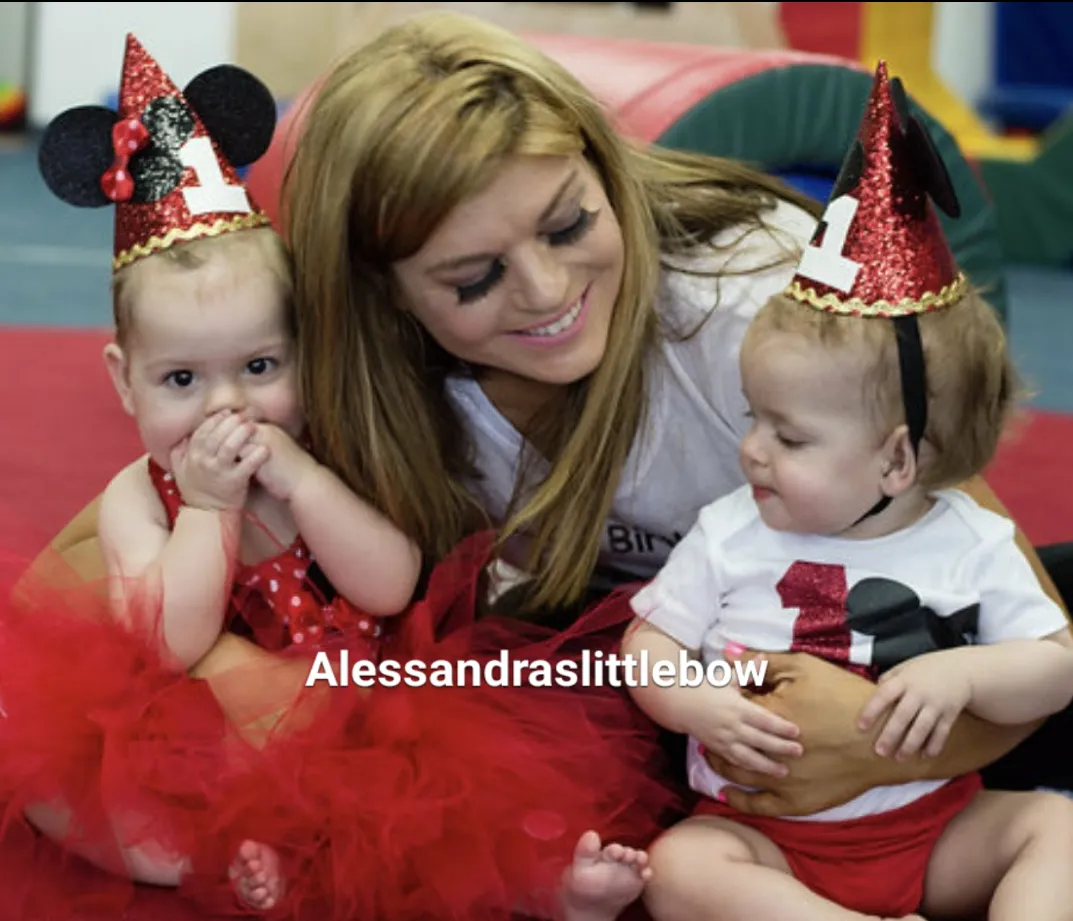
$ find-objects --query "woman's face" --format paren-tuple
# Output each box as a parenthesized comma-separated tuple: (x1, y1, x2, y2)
(392, 154, 624, 387)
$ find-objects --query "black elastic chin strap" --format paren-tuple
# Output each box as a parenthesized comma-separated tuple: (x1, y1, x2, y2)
(851, 316, 928, 525)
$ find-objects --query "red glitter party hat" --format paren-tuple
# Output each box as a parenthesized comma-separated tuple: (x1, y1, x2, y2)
(104, 34, 269, 271)
(785, 61, 967, 317)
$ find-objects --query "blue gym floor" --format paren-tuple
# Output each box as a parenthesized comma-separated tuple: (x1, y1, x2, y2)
(2, 131, 1073, 416)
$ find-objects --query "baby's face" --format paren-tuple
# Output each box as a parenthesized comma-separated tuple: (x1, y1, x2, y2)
(738, 329, 891, 535)
(107, 256, 302, 473)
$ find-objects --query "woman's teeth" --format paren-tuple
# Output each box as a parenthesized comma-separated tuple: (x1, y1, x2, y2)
(520, 296, 583, 337)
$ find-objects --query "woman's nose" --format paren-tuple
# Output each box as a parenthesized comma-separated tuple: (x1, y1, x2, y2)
(512, 245, 570, 314)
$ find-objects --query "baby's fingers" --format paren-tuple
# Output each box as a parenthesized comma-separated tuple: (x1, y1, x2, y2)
(858, 678, 905, 731)
(874, 695, 923, 757)
(893, 708, 941, 761)
(742, 700, 799, 740)
(235, 444, 269, 478)
(218, 418, 256, 461)
(924, 712, 957, 758)
(725, 742, 788, 778)
(738, 724, 803, 759)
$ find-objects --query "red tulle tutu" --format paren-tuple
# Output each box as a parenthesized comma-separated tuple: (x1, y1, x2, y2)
(0, 532, 680, 921)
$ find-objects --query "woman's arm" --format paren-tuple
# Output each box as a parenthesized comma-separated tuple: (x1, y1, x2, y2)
(19, 492, 267, 671)
(710, 475, 1069, 817)
(961, 475, 1070, 617)
(707, 651, 1041, 816)
(22, 496, 318, 743)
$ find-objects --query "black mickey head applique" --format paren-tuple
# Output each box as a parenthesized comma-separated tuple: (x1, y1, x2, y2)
(845, 577, 979, 674)
(124, 95, 195, 202)
(38, 64, 276, 209)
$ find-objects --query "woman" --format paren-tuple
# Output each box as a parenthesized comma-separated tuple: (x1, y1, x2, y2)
(27, 6, 1073, 832)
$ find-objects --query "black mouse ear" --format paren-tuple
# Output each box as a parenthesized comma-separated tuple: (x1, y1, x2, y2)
(37, 105, 118, 207)
(906, 116, 961, 218)
(830, 138, 865, 201)
(889, 76, 912, 135)
(184, 65, 277, 168)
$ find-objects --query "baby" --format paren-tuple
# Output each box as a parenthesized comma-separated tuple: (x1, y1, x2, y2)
(31, 33, 656, 921)
(624, 62, 1073, 921)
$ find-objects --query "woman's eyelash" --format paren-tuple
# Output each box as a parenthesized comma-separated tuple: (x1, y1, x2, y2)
(547, 208, 596, 246)
(453, 208, 597, 305)
(456, 259, 506, 304)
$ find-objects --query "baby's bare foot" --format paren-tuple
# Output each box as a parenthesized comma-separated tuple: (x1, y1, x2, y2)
(561, 830, 651, 921)
(229, 839, 284, 911)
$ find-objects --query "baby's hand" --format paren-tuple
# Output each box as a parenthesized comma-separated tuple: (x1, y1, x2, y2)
(857, 651, 972, 760)
(171, 410, 267, 511)
(694, 685, 802, 777)
(253, 424, 319, 502)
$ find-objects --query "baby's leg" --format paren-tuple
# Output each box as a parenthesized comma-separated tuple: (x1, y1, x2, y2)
(197, 633, 354, 911)
(190, 631, 337, 746)
(17, 640, 309, 892)
(921, 789, 1073, 920)
(560, 830, 652, 921)
(230, 828, 648, 917)
(643, 815, 924, 921)
(24, 799, 188, 887)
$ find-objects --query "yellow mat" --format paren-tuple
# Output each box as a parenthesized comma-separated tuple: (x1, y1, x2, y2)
(861, 1, 1037, 162)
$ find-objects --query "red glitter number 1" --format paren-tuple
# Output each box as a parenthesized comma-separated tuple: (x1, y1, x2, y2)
(179, 135, 252, 216)
(796, 195, 863, 294)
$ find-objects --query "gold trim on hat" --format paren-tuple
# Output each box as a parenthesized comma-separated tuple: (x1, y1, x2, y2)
(784, 272, 969, 318)
(112, 212, 272, 272)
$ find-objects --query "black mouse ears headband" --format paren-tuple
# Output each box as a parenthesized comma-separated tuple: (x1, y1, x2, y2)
(38, 33, 277, 272)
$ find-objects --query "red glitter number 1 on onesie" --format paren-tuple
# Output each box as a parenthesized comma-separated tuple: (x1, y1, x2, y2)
(777, 561, 875, 680)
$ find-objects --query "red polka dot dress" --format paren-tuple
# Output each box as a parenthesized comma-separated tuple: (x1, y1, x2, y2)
(148, 457, 384, 655)
(0, 465, 679, 921)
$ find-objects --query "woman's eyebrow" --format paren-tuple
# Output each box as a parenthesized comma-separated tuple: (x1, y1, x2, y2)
(426, 170, 580, 275)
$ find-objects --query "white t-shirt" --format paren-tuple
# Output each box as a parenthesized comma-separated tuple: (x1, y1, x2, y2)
(630, 484, 1069, 821)
(445, 199, 818, 591)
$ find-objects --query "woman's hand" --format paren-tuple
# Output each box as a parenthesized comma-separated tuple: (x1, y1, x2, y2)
(704, 649, 1038, 817)
(704, 651, 885, 815)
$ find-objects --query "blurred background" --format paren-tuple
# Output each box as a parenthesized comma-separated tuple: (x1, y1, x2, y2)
(1, 1, 1073, 555)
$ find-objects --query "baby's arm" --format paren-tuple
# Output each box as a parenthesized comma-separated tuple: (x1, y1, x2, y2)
(860, 512, 1073, 758)
(624, 618, 801, 775)
(622, 618, 717, 734)
(959, 630, 1073, 724)
(625, 499, 735, 732)
(289, 466, 422, 614)
(959, 517, 1073, 724)
(625, 494, 801, 774)
(98, 459, 239, 668)
(253, 425, 422, 615)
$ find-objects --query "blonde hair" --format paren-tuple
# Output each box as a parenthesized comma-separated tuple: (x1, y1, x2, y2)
(111, 226, 295, 346)
(744, 289, 1020, 490)
(284, 11, 820, 613)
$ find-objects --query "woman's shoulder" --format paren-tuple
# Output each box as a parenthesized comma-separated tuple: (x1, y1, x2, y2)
(659, 198, 816, 318)
(661, 197, 817, 283)
(652, 198, 817, 439)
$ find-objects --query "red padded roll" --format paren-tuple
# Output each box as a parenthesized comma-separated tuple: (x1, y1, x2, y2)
(244, 34, 852, 228)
